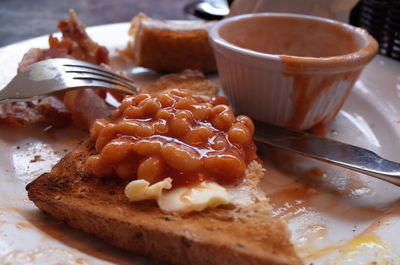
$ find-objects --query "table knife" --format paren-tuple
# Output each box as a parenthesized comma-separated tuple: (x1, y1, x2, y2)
(253, 120, 400, 187)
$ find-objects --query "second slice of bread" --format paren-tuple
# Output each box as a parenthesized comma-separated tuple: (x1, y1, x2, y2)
(121, 14, 217, 73)
(27, 139, 303, 265)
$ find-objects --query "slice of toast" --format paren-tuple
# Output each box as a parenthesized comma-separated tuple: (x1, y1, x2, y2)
(27, 139, 303, 265)
(120, 13, 217, 73)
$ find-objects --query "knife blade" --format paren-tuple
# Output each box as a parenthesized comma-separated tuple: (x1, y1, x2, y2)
(253, 120, 400, 187)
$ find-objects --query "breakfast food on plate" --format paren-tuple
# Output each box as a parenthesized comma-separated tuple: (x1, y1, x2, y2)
(119, 13, 217, 73)
(18, 10, 109, 72)
(64, 69, 218, 131)
(0, 11, 219, 130)
(141, 69, 218, 97)
(27, 88, 303, 265)
(2, 10, 302, 264)
(0, 10, 110, 128)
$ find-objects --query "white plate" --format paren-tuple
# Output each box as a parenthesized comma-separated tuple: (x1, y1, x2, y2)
(0, 22, 400, 265)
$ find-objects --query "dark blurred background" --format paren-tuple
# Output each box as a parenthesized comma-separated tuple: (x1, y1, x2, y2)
(350, 0, 400, 61)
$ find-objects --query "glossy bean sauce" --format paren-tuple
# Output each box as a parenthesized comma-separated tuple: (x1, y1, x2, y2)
(86, 89, 257, 187)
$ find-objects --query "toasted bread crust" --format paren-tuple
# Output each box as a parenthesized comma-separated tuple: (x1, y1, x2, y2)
(27, 140, 303, 265)
(121, 14, 217, 73)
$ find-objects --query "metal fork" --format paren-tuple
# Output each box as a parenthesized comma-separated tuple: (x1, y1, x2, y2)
(0, 58, 136, 104)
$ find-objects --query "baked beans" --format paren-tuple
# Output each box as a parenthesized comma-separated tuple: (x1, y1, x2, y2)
(87, 89, 257, 187)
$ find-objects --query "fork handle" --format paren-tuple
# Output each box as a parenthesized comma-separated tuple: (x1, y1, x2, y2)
(0, 88, 22, 104)
(0, 91, 44, 104)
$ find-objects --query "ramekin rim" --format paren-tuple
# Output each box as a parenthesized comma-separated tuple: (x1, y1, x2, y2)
(208, 13, 378, 66)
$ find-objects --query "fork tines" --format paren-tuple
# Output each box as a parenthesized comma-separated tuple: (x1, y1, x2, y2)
(63, 62, 137, 92)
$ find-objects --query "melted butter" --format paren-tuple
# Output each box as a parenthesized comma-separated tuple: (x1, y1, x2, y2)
(159, 182, 229, 212)
(338, 234, 394, 264)
(342, 234, 388, 258)
(304, 234, 395, 263)
(125, 178, 230, 213)
(125, 177, 172, 202)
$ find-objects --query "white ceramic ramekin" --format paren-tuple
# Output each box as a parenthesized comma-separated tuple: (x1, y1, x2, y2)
(209, 13, 378, 130)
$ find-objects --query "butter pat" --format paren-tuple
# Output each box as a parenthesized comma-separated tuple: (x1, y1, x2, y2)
(125, 178, 172, 201)
(158, 182, 229, 213)
(125, 178, 230, 213)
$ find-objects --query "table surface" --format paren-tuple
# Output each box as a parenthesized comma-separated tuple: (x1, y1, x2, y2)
(0, 0, 194, 47)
